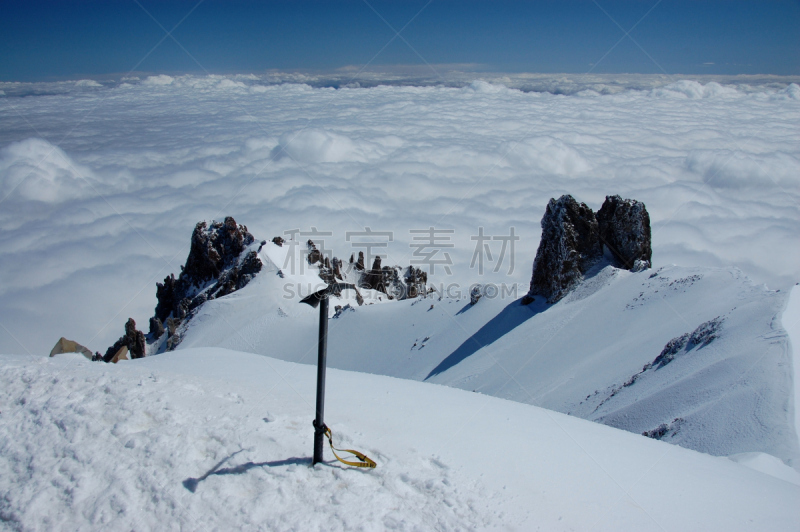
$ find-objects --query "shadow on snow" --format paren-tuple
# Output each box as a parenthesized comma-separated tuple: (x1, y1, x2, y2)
(183, 450, 312, 492)
(425, 297, 548, 381)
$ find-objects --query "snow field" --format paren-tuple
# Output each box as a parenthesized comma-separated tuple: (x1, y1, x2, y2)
(2, 349, 799, 531)
(0, 353, 493, 531)
(176, 251, 799, 467)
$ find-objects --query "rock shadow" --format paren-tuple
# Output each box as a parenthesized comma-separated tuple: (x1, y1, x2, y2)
(425, 297, 548, 380)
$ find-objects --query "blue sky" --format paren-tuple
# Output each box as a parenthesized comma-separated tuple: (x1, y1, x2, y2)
(1, 0, 798, 81)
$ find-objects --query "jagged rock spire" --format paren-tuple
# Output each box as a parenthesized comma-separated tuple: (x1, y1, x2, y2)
(525, 194, 651, 304)
(597, 195, 652, 270)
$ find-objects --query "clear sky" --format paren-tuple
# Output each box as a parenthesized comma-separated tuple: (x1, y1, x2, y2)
(1, 0, 799, 81)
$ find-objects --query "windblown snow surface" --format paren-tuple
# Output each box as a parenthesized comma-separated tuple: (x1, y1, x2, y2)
(1, 349, 799, 531)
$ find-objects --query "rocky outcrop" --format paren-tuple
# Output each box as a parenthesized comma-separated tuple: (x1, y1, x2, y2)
(361, 256, 385, 292)
(470, 285, 483, 305)
(184, 217, 253, 282)
(332, 257, 343, 280)
(353, 252, 366, 271)
(104, 217, 263, 358)
(402, 266, 428, 299)
(587, 317, 724, 416)
(104, 217, 430, 358)
(357, 255, 428, 300)
(597, 195, 652, 270)
(149, 316, 165, 337)
(103, 318, 146, 361)
(152, 217, 262, 342)
(306, 240, 322, 266)
(650, 316, 723, 370)
(49, 337, 93, 359)
(154, 218, 261, 324)
(527, 195, 603, 303)
(524, 194, 652, 304)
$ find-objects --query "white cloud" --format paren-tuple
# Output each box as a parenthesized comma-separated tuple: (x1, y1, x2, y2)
(273, 129, 366, 164)
(74, 79, 102, 88)
(686, 150, 800, 189)
(651, 80, 742, 99)
(142, 74, 174, 86)
(0, 138, 96, 202)
(0, 76, 798, 355)
(505, 136, 592, 176)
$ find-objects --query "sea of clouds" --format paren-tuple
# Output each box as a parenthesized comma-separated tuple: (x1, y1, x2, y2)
(0, 74, 798, 356)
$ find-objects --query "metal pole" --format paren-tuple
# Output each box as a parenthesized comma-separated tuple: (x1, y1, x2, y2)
(312, 295, 329, 465)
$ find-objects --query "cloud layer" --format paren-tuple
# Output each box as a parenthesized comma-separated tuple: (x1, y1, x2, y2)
(0, 75, 798, 355)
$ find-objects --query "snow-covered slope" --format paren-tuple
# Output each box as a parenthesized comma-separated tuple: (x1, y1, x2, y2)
(173, 240, 798, 467)
(1, 349, 798, 531)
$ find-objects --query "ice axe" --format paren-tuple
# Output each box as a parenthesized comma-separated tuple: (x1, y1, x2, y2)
(300, 282, 359, 466)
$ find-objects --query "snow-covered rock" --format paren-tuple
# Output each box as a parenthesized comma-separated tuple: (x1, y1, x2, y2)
(143, 217, 263, 353)
(359, 256, 428, 300)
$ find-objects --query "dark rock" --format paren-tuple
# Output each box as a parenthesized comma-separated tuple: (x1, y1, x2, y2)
(651, 317, 723, 370)
(332, 257, 343, 280)
(403, 266, 427, 298)
(470, 285, 483, 305)
(355, 251, 365, 271)
(104, 318, 146, 361)
(147, 217, 261, 351)
(166, 334, 180, 351)
(332, 304, 355, 319)
(361, 256, 385, 292)
(155, 274, 179, 323)
(238, 250, 263, 285)
(652, 334, 689, 369)
(688, 317, 723, 347)
(354, 256, 426, 301)
(642, 418, 684, 440)
(597, 195, 652, 270)
(184, 217, 254, 284)
(643, 423, 669, 440)
(154, 217, 259, 325)
(307, 240, 322, 265)
(527, 195, 602, 303)
(166, 317, 179, 337)
(272, 236, 284, 247)
(127, 318, 146, 359)
(149, 317, 164, 338)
